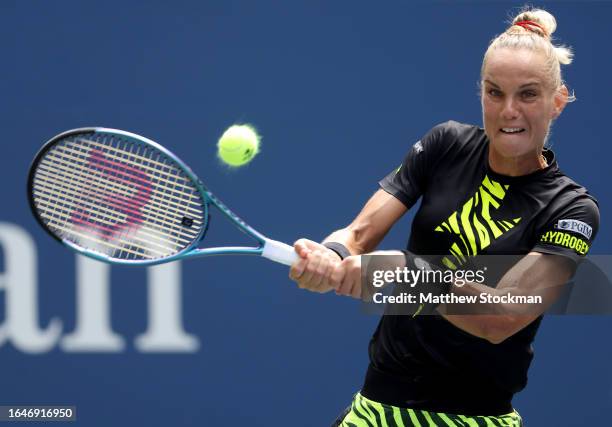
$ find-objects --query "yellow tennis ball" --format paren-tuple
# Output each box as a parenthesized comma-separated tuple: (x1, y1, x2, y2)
(217, 124, 261, 167)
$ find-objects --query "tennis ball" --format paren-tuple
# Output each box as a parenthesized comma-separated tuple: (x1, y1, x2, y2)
(217, 124, 260, 167)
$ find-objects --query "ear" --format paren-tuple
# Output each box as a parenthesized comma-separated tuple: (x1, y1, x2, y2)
(551, 85, 569, 119)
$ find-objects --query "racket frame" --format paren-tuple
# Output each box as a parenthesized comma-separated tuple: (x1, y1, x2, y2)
(28, 127, 294, 266)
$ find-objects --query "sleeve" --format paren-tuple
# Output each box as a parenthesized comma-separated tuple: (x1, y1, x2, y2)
(532, 196, 600, 264)
(378, 122, 450, 209)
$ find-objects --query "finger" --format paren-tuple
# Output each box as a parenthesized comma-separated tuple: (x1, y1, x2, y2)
(337, 270, 355, 296)
(343, 259, 362, 298)
(329, 262, 345, 290)
(312, 255, 331, 291)
(312, 250, 327, 283)
(350, 278, 362, 299)
(301, 239, 323, 251)
(293, 240, 312, 258)
(300, 252, 323, 289)
(289, 257, 308, 280)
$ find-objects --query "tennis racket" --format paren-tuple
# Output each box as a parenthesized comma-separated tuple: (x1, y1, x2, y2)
(27, 127, 299, 267)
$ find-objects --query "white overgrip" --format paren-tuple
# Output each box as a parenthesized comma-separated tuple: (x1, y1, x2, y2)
(261, 239, 299, 266)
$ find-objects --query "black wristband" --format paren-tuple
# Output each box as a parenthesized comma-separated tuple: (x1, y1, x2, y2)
(323, 242, 351, 260)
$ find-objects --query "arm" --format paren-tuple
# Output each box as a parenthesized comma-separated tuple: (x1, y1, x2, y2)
(290, 124, 449, 294)
(324, 189, 408, 254)
(289, 189, 407, 293)
(447, 196, 600, 343)
(438, 252, 574, 344)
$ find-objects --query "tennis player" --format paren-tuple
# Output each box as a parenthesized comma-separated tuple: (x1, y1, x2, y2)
(290, 8, 599, 427)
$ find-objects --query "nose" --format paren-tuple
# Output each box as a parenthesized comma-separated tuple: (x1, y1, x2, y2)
(501, 97, 520, 120)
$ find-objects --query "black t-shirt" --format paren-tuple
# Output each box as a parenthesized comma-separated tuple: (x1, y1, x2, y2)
(364, 121, 600, 415)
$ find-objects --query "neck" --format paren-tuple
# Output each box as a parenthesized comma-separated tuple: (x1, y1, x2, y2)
(488, 149, 547, 177)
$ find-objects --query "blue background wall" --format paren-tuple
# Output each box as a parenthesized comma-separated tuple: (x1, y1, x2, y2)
(2, 1, 611, 426)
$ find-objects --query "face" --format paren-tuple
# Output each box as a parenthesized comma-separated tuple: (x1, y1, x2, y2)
(481, 47, 567, 164)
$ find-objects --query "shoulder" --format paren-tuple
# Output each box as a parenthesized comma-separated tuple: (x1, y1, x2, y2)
(416, 121, 487, 168)
(421, 121, 487, 151)
(549, 168, 599, 216)
(535, 169, 600, 256)
(425, 120, 483, 140)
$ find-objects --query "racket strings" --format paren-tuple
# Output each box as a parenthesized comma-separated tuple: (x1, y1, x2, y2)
(36, 145, 199, 238)
(34, 167, 184, 257)
(37, 151, 203, 220)
(33, 189, 192, 252)
(32, 133, 206, 260)
(76, 138, 200, 192)
(37, 146, 197, 257)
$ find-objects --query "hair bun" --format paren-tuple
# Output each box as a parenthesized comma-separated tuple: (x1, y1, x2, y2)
(512, 9, 557, 38)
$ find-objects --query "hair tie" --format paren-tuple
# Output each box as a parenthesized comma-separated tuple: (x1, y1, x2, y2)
(514, 20, 547, 36)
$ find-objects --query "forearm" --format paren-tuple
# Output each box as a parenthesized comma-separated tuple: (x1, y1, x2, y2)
(437, 282, 527, 343)
(440, 280, 517, 315)
(437, 265, 564, 343)
(323, 190, 407, 256)
(323, 223, 386, 256)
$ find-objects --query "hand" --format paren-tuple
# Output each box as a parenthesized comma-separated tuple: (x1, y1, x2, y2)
(333, 252, 405, 300)
(332, 255, 362, 299)
(289, 239, 342, 293)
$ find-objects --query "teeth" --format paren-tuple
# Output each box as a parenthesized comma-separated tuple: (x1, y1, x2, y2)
(501, 128, 525, 133)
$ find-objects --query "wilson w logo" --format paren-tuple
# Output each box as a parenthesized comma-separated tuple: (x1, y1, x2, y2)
(435, 175, 521, 268)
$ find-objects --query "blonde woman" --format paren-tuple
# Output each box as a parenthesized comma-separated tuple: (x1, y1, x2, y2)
(290, 8, 599, 427)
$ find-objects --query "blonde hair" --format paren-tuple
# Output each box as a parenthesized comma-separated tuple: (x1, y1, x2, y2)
(482, 7, 575, 100)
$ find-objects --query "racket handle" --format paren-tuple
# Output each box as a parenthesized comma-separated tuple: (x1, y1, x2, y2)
(262, 239, 299, 266)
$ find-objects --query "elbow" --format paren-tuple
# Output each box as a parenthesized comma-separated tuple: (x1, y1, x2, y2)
(484, 333, 509, 345)
(481, 316, 520, 345)
(444, 315, 514, 344)
(444, 314, 534, 345)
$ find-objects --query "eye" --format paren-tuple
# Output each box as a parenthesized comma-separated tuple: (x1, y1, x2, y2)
(521, 90, 538, 99)
(487, 88, 502, 97)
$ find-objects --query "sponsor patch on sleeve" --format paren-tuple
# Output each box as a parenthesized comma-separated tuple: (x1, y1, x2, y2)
(555, 219, 593, 239)
(540, 231, 590, 255)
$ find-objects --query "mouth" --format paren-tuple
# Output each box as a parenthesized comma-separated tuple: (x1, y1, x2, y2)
(500, 128, 526, 134)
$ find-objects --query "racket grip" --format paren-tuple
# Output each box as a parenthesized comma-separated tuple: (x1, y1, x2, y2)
(262, 239, 299, 266)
